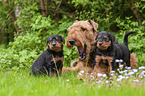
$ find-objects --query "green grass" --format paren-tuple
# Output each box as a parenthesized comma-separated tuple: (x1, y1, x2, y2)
(0, 69, 145, 96)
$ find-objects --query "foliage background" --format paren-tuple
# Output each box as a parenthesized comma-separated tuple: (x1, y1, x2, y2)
(0, 0, 145, 71)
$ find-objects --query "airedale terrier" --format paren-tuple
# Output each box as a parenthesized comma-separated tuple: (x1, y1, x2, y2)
(30, 35, 65, 76)
(63, 19, 98, 73)
(93, 31, 136, 74)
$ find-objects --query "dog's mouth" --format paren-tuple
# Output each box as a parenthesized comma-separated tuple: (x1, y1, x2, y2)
(77, 44, 87, 61)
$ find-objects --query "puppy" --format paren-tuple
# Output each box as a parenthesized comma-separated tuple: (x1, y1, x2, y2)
(93, 31, 136, 74)
(30, 35, 65, 76)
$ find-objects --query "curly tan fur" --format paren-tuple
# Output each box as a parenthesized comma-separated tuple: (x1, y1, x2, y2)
(62, 20, 98, 72)
(130, 53, 138, 68)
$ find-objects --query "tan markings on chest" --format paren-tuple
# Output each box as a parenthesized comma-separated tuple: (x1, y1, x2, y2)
(95, 55, 113, 63)
(53, 56, 64, 64)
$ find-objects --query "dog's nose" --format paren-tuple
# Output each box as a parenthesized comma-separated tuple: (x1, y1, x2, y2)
(52, 44, 56, 46)
(99, 43, 103, 46)
(69, 39, 75, 45)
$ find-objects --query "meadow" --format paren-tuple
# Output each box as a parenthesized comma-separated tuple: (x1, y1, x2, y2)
(0, 66, 145, 96)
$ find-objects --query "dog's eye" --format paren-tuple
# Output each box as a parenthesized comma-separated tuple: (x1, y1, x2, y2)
(81, 28, 86, 31)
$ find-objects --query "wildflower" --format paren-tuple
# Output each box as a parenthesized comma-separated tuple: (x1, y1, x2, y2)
(124, 70, 128, 73)
(111, 71, 115, 73)
(66, 79, 69, 82)
(119, 65, 124, 68)
(79, 85, 82, 87)
(139, 66, 145, 70)
(115, 59, 120, 62)
(119, 71, 124, 74)
(119, 59, 123, 63)
(126, 76, 129, 79)
(80, 70, 84, 73)
(118, 75, 125, 79)
(110, 73, 114, 77)
(117, 68, 120, 71)
(116, 78, 122, 82)
(105, 80, 109, 84)
(133, 69, 138, 73)
(133, 79, 139, 83)
(125, 67, 131, 70)
(97, 73, 102, 77)
(138, 75, 143, 78)
(124, 73, 128, 76)
(83, 79, 86, 81)
(79, 73, 82, 76)
(90, 75, 94, 78)
(109, 77, 112, 80)
(117, 85, 120, 87)
(96, 80, 102, 84)
(91, 73, 94, 75)
(1, 59, 5, 61)
(142, 71, 145, 75)
(128, 72, 135, 75)
(86, 73, 89, 75)
(102, 74, 107, 78)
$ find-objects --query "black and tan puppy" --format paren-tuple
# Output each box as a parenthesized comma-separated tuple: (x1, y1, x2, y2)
(30, 35, 65, 76)
(93, 31, 136, 74)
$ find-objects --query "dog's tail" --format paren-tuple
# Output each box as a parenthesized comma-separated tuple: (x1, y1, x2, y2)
(123, 31, 136, 46)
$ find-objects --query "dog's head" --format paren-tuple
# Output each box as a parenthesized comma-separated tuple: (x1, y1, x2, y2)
(46, 35, 65, 52)
(95, 31, 115, 50)
(67, 19, 98, 61)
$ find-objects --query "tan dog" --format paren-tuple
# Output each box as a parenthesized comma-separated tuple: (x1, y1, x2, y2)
(63, 19, 98, 72)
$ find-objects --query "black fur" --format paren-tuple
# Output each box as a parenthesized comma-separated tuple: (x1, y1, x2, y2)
(93, 31, 136, 70)
(30, 35, 65, 76)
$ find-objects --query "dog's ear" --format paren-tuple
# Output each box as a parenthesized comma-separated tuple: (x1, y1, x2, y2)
(87, 19, 98, 32)
(108, 32, 115, 42)
(58, 35, 65, 44)
(95, 33, 99, 40)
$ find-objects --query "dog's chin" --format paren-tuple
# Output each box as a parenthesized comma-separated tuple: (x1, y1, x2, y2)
(97, 46, 108, 50)
(51, 47, 62, 52)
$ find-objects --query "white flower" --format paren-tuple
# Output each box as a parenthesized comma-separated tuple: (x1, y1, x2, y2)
(1, 59, 5, 61)
(119, 71, 124, 74)
(116, 78, 122, 82)
(79, 85, 82, 87)
(110, 73, 114, 77)
(105, 80, 109, 84)
(133, 79, 139, 83)
(97, 73, 102, 77)
(119, 65, 124, 68)
(119, 59, 123, 63)
(125, 67, 131, 70)
(90, 75, 94, 78)
(91, 73, 94, 75)
(79, 73, 82, 76)
(66, 79, 69, 82)
(133, 69, 138, 73)
(102, 74, 107, 78)
(124, 70, 128, 73)
(80, 70, 84, 73)
(117, 85, 120, 87)
(128, 72, 135, 75)
(86, 73, 89, 75)
(126, 76, 129, 79)
(83, 79, 86, 81)
(138, 66, 145, 70)
(115, 59, 120, 62)
(111, 71, 115, 73)
(142, 71, 145, 75)
(117, 68, 120, 71)
(96, 80, 102, 84)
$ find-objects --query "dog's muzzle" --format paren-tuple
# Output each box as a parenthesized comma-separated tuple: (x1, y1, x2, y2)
(69, 39, 75, 45)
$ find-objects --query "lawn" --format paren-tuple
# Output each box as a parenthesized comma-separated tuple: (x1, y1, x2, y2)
(0, 68, 145, 96)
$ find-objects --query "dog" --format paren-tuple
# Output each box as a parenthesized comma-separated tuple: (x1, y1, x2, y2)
(62, 19, 98, 73)
(30, 35, 65, 76)
(93, 31, 136, 74)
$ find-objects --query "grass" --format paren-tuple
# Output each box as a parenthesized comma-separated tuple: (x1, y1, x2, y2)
(0, 69, 145, 96)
